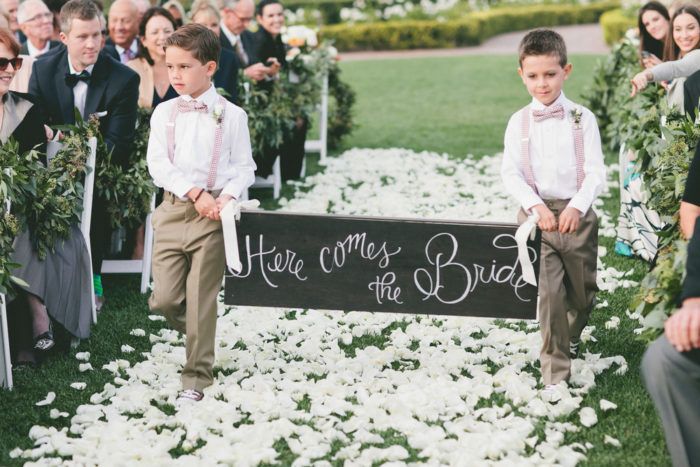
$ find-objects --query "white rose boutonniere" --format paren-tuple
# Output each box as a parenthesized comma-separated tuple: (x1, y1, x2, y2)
(213, 103, 224, 126)
(570, 107, 583, 129)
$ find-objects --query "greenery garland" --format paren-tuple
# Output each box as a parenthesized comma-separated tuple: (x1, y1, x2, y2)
(584, 36, 699, 341)
(239, 41, 355, 155)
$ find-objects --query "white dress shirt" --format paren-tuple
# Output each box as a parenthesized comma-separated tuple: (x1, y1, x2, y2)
(115, 39, 138, 63)
(501, 92, 606, 215)
(67, 56, 95, 118)
(147, 84, 256, 199)
(26, 39, 50, 57)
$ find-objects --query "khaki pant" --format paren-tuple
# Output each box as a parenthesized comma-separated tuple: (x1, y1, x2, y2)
(519, 199, 598, 385)
(149, 191, 226, 392)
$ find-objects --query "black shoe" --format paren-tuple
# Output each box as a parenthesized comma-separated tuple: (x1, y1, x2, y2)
(34, 323, 54, 352)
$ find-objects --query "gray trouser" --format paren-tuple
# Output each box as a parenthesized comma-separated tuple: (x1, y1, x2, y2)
(641, 336, 700, 467)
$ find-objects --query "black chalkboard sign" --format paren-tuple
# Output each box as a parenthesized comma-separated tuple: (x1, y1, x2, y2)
(224, 212, 541, 319)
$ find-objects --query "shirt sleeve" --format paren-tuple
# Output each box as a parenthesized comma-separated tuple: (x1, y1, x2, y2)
(568, 108, 606, 214)
(146, 105, 197, 198)
(221, 108, 256, 198)
(651, 49, 700, 82)
(500, 112, 544, 211)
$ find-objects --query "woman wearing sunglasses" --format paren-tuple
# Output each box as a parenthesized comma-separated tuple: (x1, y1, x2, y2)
(1, 27, 93, 368)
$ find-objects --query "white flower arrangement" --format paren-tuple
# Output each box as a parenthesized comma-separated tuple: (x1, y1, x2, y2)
(281, 25, 318, 48)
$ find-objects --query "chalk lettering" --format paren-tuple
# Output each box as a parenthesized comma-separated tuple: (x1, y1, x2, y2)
(368, 272, 403, 304)
(319, 232, 401, 273)
(233, 235, 307, 287)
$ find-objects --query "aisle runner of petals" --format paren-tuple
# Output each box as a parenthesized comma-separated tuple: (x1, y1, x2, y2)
(15, 149, 630, 466)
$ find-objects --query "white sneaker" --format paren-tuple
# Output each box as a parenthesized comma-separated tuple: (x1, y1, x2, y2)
(541, 384, 562, 403)
(176, 389, 204, 405)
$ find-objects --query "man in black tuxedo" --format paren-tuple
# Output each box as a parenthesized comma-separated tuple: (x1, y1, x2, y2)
(17, 0, 60, 57)
(218, 0, 270, 81)
(29, 0, 139, 305)
(683, 69, 700, 119)
(642, 165, 700, 466)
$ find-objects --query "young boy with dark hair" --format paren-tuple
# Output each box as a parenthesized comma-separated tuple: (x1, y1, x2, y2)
(147, 23, 256, 403)
(501, 29, 606, 399)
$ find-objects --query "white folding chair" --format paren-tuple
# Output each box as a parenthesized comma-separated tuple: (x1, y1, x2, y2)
(251, 156, 281, 199)
(1, 192, 13, 390)
(100, 191, 156, 294)
(303, 72, 330, 174)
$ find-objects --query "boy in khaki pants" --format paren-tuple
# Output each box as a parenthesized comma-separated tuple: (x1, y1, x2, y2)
(146, 24, 256, 403)
(500, 29, 606, 399)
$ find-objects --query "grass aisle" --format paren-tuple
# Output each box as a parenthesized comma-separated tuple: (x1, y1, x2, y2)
(0, 54, 669, 466)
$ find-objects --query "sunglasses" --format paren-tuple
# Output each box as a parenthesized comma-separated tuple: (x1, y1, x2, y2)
(0, 56, 22, 71)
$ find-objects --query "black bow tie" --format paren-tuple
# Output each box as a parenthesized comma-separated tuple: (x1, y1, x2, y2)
(65, 70, 91, 87)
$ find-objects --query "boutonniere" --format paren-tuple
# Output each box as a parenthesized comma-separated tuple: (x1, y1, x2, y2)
(213, 103, 224, 125)
(570, 107, 583, 128)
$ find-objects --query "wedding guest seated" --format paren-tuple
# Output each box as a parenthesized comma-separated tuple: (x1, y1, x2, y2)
(251, 0, 307, 182)
(162, 0, 186, 29)
(127, 6, 178, 109)
(631, 5, 700, 109)
(17, 0, 59, 57)
(638, 1, 670, 69)
(105, 0, 139, 63)
(0, 0, 23, 43)
(29, 0, 139, 309)
(190, 2, 239, 103)
(0, 28, 92, 367)
(641, 215, 700, 467)
(219, 0, 268, 80)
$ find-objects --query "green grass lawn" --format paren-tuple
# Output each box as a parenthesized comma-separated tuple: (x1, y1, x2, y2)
(337, 54, 602, 157)
(0, 53, 671, 466)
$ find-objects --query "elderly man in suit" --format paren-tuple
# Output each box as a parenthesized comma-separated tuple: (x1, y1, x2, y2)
(29, 0, 139, 307)
(106, 0, 139, 63)
(18, 0, 60, 57)
(218, 0, 270, 81)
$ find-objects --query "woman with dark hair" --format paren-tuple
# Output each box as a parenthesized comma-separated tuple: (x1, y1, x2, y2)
(251, 0, 308, 182)
(0, 27, 92, 366)
(126, 6, 178, 109)
(638, 1, 670, 68)
(632, 5, 700, 108)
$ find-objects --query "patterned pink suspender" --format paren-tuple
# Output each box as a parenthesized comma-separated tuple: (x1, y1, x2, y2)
(166, 96, 227, 191)
(520, 105, 586, 193)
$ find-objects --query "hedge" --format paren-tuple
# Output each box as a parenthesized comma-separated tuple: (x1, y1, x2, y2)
(600, 8, 636, 45)
(319, 1, 620, 51)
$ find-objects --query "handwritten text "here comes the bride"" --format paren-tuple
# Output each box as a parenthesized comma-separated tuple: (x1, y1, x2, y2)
(232, 232, 535, 305)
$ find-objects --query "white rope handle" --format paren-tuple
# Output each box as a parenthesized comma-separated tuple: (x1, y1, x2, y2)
(515, 211, 540, 286)
(221, 199, 260, 274)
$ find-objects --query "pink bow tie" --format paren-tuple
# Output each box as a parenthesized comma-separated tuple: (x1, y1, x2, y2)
(177, 99, 208, 114)
(532, 104, 565, 122)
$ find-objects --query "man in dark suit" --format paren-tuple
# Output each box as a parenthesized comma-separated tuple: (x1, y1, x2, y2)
(642, 166, 700, 467)
(218, 0, 270, 81)
(29, 0, 139, 306)
(17, 0, 60, 57)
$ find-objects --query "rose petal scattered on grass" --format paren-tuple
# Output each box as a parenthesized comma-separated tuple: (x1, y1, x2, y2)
(35, 392, 56, 407)
(600, 399, 618, 411)
(604, 435, 621, 448)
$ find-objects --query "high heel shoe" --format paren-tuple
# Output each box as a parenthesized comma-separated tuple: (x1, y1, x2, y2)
(33, 322, 54, 352)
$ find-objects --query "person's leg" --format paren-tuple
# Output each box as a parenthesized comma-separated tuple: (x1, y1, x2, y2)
(520, 208, 570, 384)
(148, 200, 189, 334)
(181, 206, 226, 392)
(562, 209, 599, 346)
(642, 336, 700, 467)
(281, 118, 308, 182)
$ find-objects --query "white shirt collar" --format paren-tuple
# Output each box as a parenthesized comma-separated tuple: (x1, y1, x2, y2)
(67, 54, 95, 75)
(531, 91, 568, 111)
(180, 84, 218, 108)
(220, 22, 238, 47)
(27, 39, 50, 57)
(115, 38, 138, 56)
